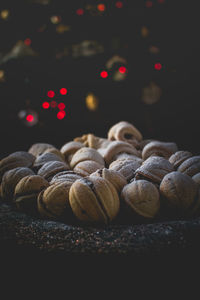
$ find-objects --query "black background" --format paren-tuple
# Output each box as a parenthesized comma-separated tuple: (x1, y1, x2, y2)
(0, 0, 199, 159)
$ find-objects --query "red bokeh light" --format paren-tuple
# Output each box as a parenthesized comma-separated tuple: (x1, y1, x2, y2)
(115, 1, 123, 8)
(100, 70, 108, 78)
(157, 0, 165, 3)
(57, 110, 66, 119)
(154, 63, 162, 70)
(119, 66, 127, 74)
(24, 38, 32, 46)
(42, 102, 50, 109)
(60, 88, 67, 95)
(145, 1, 153, 8)
(58, 102, 66, 110)
(50, 100, 57, 108)
(26, 114, 34, 122)
(47, 90, 55, 98)
(76, 8, 84, 15)
(97, 4, 106, 11)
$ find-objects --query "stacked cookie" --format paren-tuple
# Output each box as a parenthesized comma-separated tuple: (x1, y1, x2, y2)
(0, 121, 200, 225)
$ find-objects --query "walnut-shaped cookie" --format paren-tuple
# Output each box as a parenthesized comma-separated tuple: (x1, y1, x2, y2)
(160, 171, 198, 217)
(142, 141, 178, 160)
(37, 180, 76, 221)
(177, 156, 200, 177)
(43, 147, 65, 161)
(107, 121, 143, 148)
(1, 167, 35, 202)
(0, 151, 35, 182)
(192, 173, 200, 186)
(109, 158, 143, 182)
(90, 168, 127, 193)
(69, 176, 120, 224)
(37, 160, 70, 182)
(84, 134, 112, 150)
(102, 140, 140, 166)
(73, 160, 104, 177)
(28, 142, 56, 157)
(14, 175, 49, 215)
(135, 156, 174, 185)
(70, 147, 105, 169)
(60, 141, 84, 163)
(33, 152, 65, 172)
(50, 170, 83, 185)
(169, 151, 193, 169)
(121, 179, 160, 220)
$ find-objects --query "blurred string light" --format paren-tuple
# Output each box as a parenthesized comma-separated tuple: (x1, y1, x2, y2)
(97, 3, 106, 12)
(141, 82, 162, 105)
(18, 109, 38, 127)
(76, 8, 84, 15)
(60, 88, 67, 95)
(85, 93, 99, 111)
(115, 1, 123, 8)
(0, 9, 10, 20)
(145, 1, 153, 8)
(24, 38, 32, 46)
(154, 62, 162, 70)
(56, 24, 71, 34)
(141, 26, 149, 38)
(100, 70, 108, 78)
(149, 45, 160, 54)
(50, 100, 57, 108)
(42, 101, 50, 109)
(50, 15, 62, 24)
(57, 110, 66, 119)
(47, 90, 55, 98)
(58, 102, 65, 110)
(0, 70, 5, 82)
(0, 41, 38, 64)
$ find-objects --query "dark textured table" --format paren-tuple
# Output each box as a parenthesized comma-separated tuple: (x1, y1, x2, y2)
(1, 201, 200, 260)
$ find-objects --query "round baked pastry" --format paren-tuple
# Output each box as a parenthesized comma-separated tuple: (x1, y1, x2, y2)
(37, 160, 70, 182)
(121, 179, 160, 220)
(14, 175, 49, 215)
(60, 141, 84, 163)
(50, 170, 83, 185)
(107, 121, 143, 148)
(90, 168, 127, 193)
(135, 156, 174, 185)
(109, 158, 143, 182)
(70, 147, 105, 169)
(28, 142, 56, 157)
(69, 176, 120, 224)
(0, 151, 35, 182)
(192, 173, 200, 186)
(142, 141, 178, 160)
(177, 156, 200, 177)
(102, 140, 140, 166)
(73, 160, 104, 177)
(33, 152, 65, 171)
(160, 171, 198, 217)
(1, 167, 35, 202)
(37, 180, 78, 221)
(169, 151, 193, 169)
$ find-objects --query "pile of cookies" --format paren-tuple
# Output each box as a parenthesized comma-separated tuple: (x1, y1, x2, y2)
(0, 121, 200, 225)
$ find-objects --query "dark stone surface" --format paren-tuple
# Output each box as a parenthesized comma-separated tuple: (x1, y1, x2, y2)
(1, 201, 200, 261)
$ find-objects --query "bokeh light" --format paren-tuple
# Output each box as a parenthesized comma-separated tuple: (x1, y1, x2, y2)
(47, 90, 55, 98)
(60, 88, 67, 95)
(57, 110, 66, 119)
(42, 101, 50, 109)
(154, 63, 162, 70)
(86, 93, 99, 111)
(58, 102, 66, 110)
(100, 70, 108, 78)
